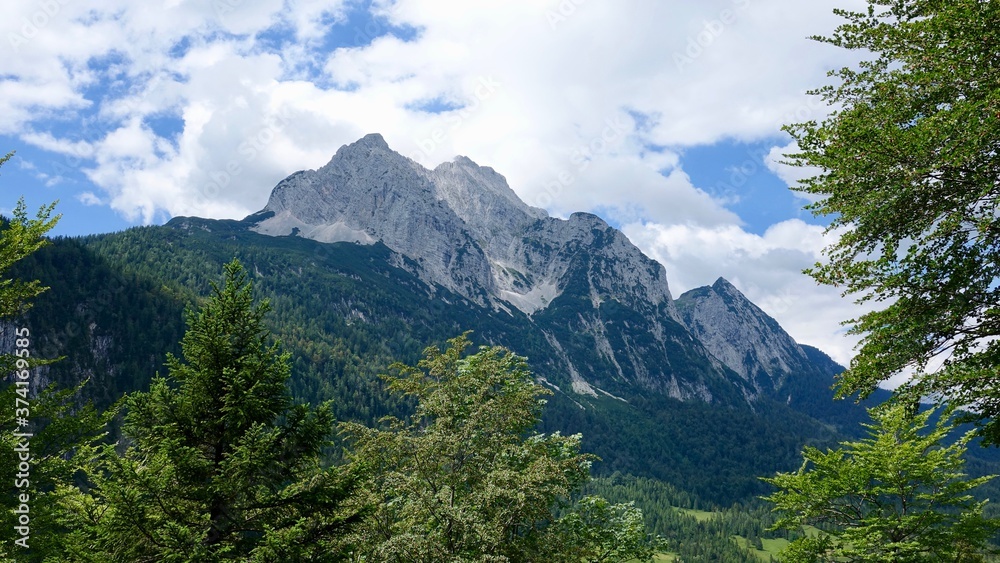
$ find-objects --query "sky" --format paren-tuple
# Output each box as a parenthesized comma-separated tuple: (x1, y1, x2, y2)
(0, 0, 882, 372)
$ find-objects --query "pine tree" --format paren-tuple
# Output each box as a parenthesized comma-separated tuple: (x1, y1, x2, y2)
(61, 260, 359, 561)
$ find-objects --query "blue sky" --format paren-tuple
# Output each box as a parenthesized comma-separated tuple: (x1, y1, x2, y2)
(0, 0, 870, 364)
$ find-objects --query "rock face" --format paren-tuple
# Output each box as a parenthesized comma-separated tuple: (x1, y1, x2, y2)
(252, 134, 496, 302)
(675, 278, 833, 399)
(247, 134, 835, 404)
(251, 134, 680, 320)
(428, 155, 547, 252)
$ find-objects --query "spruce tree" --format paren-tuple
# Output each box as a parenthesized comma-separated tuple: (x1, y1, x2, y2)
(62, 260, 359, 561)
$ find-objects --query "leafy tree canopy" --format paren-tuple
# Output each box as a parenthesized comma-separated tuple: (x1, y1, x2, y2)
(763, 404, 1000, 562)
(785, 0, 1000, 440)
(0, 151, 59, 374)
(341, 334, 656, 562)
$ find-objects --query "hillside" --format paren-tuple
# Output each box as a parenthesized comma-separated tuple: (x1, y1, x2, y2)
(5, 136, 887, 505)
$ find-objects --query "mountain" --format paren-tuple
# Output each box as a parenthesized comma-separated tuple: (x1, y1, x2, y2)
(250, 134, 499, 303)
(6, 134, 878, 504)
(252, 134, 673, 318)
(676, 276, 896, 431)
(248, 133, 744, 403)
(676, 277, 832, 400)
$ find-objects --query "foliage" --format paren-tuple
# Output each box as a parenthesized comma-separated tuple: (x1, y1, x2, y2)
(0, 150, 57, 382)
(588, 474, 791, 562)
(0, 383, 107, 562)
(0, 191, 59, 375)
(784, 0, 1000, 441)
(56, 260, 360, 561)
(341, 334, 654, 562)
(7, 219, 885, 506)
(1, 154, 104, 563)
(763, 403, 1000, 562)
(551, 496, 656, 562)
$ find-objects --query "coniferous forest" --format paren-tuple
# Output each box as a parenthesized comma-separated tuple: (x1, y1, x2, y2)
(3, 175, 1000, 561)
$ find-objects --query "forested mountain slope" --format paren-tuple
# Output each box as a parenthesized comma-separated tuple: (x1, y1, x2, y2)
(10, 222, 849, 505)
(6, 135, 896, 504)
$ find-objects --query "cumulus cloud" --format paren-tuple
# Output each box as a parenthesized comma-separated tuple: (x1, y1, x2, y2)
(77, 192, 102, 206)
(1, 0, 867, 224)
(1, 0, 876, 365)
(622, 219, 870, 367)
(765, 141, 827, 205)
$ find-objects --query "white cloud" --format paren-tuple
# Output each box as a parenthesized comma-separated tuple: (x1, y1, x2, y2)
(1, 0, 878, 367)
(78, 192, 102, 206)
(19, 132, 94, 160)
(1, 0, 867, 224)
(765, 141, 827, 204)
(622, 219, 869, 367)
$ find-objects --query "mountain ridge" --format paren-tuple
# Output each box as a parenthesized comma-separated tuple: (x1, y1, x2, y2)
(244, 133, 836, 406)
(2, 133, 885, 505)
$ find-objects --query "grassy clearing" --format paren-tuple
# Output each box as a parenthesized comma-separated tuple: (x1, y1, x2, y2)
(677, 507, 715, 522)
(760, 537, 790, 556)
(733, 535, 786, 561)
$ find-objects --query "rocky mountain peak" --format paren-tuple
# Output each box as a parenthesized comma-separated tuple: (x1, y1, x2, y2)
(567, 212, 612, 231)
(676, 278, 810, 398)
(314, 133, 398, 173)
(251, 135, 495, 301)
(711, 276, 739, 294)
(428, 155, 546, 250)
(249, 134, 684, 320)
(360, 131, 389, 145)
(346, 132, 391, 151)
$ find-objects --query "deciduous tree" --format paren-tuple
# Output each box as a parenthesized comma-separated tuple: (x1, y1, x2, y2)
(763, 404, 999, 562)
(341, 334, 654, 562)
(784, 0, 1000, 440)
(0, 152, 58, 375)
